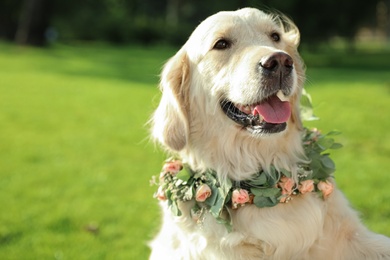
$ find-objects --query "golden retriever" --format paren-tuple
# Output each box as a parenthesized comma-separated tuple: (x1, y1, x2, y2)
(149, 8, 390, 259)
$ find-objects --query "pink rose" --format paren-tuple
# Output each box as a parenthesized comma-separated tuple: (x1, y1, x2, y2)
(298, 180, 315, 194)
(317, 180, 334, 198)
(155, 186, 167, 201)
(279, 195, 288, 203)
(278, 176, 295, 194)
(162, 160, 183, 176)
(232, 189, 250, 209)
(195, 184, 212, 202)
(279, 188, 293, 203)
(278, 176, 295, 203)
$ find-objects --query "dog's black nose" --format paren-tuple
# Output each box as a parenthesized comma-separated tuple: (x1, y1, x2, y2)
(260, 52, 293, 74)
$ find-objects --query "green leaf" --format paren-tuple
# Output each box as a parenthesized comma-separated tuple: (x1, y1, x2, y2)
(216, 209, 233, 233)
(251, 187, 280, 197)
(300, 89, 319, 121)
(269, 196, 278, 204)
(225, 177, 233, 188)
(307, 151, 322, 171)
(166, 189, 173, 201)
(326, 130, 342, 136)
(249, 173, 267, 185)
(330, 143, 343, 149)
(280, 168, 291, 178)
(170, 201, 181, 216)
(317, 137, 334, 150)
(176, 170, 191, 182)
(320, 155, 335, 170)
(222, 178, 233, 194)
(253, 196, 279, 208)
(269, 166, 277, 176)
(183, 187, 193, 200)
(210, 190, 225, 217)
(205, 185, 219, 206)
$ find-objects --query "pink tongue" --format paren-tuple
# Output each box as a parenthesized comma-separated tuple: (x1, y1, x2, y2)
(253, 95, 291, 124)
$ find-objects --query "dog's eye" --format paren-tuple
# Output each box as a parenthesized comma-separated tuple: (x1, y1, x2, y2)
(213, 39, 230, 50)
(270, 32, 280, 42)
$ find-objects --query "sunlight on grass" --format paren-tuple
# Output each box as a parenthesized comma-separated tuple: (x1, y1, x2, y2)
(304, 70, 390, 233)
(0, 42, 389, 259)
(0, 43, 172, 259)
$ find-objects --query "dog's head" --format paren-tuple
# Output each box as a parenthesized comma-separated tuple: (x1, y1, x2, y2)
(151, 8, 306, 177)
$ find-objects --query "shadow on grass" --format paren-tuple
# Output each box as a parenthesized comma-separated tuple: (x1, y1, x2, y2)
(301, 47, 390, 71)
(1, 42, 176, 86)
(0, 231, 23, 247)
(3, 41, 390, 86)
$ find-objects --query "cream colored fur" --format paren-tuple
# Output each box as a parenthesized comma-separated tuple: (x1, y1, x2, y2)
(150, 8, 390, 259)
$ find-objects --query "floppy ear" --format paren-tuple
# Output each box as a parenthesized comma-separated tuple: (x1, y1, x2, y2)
(274, 13, 301, 47)
(151, 49, 190, 151)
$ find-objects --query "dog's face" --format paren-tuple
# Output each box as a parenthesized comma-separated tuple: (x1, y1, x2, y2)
(152, 8, 305, 176)
(186, 9, 304, 136)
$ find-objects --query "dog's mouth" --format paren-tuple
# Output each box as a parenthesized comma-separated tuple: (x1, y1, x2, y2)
(220, 91, 291, 134)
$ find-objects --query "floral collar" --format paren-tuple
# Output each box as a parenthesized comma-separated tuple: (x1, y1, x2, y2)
(152, 127, 342, 230)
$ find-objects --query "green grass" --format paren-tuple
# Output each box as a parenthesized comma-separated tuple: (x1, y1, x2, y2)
(0, 42, 389, 259)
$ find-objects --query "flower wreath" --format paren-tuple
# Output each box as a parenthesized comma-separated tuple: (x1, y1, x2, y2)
(151, 91, 342, 230)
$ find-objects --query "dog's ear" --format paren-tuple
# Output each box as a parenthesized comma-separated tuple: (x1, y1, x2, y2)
(284, 24, 300, 47)
(151, 49, 190, 151)
(273, 13, 301, 47)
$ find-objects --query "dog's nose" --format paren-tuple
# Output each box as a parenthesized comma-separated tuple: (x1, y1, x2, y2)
(260, 52, 293, 74)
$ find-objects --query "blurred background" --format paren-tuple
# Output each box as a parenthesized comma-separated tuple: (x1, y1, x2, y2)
(0, 0, 389, 259)
(1, 0, 389, 47)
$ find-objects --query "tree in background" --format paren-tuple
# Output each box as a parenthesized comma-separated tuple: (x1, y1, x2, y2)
(15, 0, 52, 46)
(0, 0, 387, 46)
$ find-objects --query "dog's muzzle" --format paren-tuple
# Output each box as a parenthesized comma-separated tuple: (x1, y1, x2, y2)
(220, 92, 290, 135)
(221, 52, 294, 135)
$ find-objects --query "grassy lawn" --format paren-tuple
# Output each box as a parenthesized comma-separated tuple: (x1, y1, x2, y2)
(0, 42, 389, 259)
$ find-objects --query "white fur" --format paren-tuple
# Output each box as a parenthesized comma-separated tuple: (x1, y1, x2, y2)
(150, 8, 390, 259)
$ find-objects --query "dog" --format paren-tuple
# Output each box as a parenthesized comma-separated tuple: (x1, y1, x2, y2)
(149, 8, 390, 259)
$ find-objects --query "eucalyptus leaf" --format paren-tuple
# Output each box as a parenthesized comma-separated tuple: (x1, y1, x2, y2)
(183, 187, 193, 200)
(269, 166, 276, 176)
(224, 177, 233, 190)
(316, 168, 332, 179)
(266, 175, 278, 187)
(308, 152, 322, 171)
(270, 196, 278, 204)
(176, 170, 191, 182)
(166, 189, 173, 201)
(330, 143, 343, 149)
(326, 130, 342, 136)
(320, 155, 335, 170)
(300, 90, 319, 121)
(250, 173, 267, 185)
(155, 125, 342, 232)
(210, 190, 225, 217)
(310, 159, 322, 172)
(280, 168, 291, 178)
(253, 196, 278, 208)
(171, 201, 181, 216)
(251, 187, 280, 197)
(216, 216, 233, 233)
(317, 137, 334, 150)
(205, 185, 219, 206)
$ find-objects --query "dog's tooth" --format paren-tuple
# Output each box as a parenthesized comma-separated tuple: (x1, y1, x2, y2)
(277, 90, 289, 101)
(244, 105, 251, 114)
(236, 104, 250, 114)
